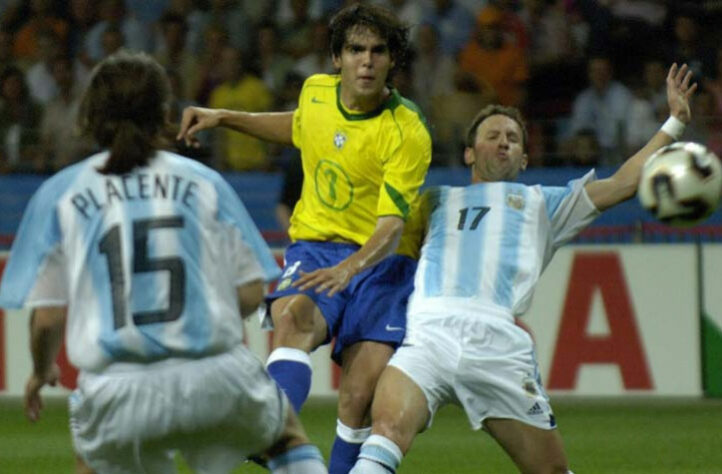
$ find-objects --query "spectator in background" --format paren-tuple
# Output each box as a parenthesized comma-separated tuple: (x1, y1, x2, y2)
(39, 55, 94, 170)
(521, 0, 586, 115)
(565, 55, 632, 165)
(193, 23, 230, 106)
(421, 0, 476, 56)
(154, 12, 198, 101)
(703, 46, 722, 115)
(255, 22, 296, 96)
(279, 0, 316, 59)
(25, 27, 61, 105)
(167, 68, 211, 163)
(376, 0, 425, 44)
(0, 29, 14, 67)
(0, 66, 43, 173)
(625, 57, 668, 151)
(162, 0, 208, 55)
(209, 46, 273, 171)
(65, 0, 97, 59)
(411, 22, 455, 117)
(100, 25, 125, 58)
(294, 19, 335, 78)
(458, 5, 528, 108)
(12, 0, 68, 63)
(84, 0, 151, 62)
(205, 0, 254, 55)
(666, 7, 713, 80)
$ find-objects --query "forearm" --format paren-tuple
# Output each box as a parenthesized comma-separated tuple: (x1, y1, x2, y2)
(29, 308, 65, 377)
(342, 216, 404, 276)
(218, 110, 294, 145)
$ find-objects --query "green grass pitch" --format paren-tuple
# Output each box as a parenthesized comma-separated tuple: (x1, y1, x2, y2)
(2, 396, 722, 473)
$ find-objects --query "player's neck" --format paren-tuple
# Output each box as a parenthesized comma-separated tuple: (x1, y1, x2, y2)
(339, 86, 390, 113)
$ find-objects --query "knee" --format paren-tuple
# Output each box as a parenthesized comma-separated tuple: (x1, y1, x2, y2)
(272, 300, 315, 335)
(338, 382, 375, 422)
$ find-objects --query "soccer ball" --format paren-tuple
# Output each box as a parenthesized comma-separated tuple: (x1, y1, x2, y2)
(638, 142, 722, 226)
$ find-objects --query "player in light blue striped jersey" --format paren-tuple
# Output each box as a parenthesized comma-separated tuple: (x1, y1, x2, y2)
(351, 64, 696, 474)
(0, 51, 328, 474)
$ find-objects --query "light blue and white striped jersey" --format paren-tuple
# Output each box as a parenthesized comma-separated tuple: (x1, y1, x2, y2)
(0, 151, 281, 372)
(407, 171, 599, 321)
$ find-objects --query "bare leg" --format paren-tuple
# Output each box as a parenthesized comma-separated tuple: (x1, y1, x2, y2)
(484, 418, 570, 474)
(267, 295, 328, 412)
(349, 366, 430, 473)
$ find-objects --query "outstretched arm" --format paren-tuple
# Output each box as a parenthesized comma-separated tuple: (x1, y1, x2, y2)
(25, 307, 66, 422)
(585, 63, 697, 211)
(176, 107, 294, 147)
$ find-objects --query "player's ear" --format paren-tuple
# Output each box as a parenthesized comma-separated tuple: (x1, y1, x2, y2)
(332, 54, 342, 70)
(463, 147, 474, 166)
(520, 153, 528, 171)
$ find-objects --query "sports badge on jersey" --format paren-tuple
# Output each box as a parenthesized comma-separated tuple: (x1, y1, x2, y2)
(333, 131, 347, 150)
(506, 193, 525, 211)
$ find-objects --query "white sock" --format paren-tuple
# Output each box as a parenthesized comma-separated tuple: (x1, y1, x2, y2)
(268, 444, 328, 474)
(350, 434, 402, 474)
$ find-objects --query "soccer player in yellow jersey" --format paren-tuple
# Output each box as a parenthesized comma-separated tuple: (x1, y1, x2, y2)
(177, 4, 431, 473)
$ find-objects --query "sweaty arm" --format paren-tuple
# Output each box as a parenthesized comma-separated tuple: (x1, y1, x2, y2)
(178, 108, 294, 146)
(294, 215, 405, 297)
(585, 63, 697, 212)
(25, 307, 66, 422)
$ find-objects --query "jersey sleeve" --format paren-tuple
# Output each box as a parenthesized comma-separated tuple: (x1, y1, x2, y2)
(378, 119, 432, 220)
(542, 170, 601, 248)
(0, 183, 65, 308)
(291, 79, 308, 150)
(213, 176, 281, 285)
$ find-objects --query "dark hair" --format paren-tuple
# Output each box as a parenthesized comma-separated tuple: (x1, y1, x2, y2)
(79, 51, 171, 175)
(329, 3, 409, 74)
(465, 104, 529, 153)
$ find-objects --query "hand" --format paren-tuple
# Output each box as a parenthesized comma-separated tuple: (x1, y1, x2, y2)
(176, 106, 223, 147)
(292, 261, 358, 297)
(667, 63, 697, 124)
(24, 364, 59, 423)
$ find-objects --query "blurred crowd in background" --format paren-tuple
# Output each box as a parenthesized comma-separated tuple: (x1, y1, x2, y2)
(1, 0, 722, 175)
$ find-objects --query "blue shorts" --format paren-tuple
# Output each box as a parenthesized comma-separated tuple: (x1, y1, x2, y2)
(267, 240, 417, 364)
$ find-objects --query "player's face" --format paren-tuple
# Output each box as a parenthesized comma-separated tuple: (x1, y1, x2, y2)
(333, 26, 394, 111)
(464, 114, 527, 183)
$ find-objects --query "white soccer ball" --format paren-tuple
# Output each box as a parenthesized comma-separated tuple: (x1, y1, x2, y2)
(638, 142, 722, 226)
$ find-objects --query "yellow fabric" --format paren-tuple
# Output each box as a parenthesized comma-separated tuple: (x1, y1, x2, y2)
(289, 74, 431, 258)
(209, 77, 273, 171)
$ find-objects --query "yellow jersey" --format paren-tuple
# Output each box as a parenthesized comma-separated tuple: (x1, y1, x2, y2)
(289, 74, 431, 258)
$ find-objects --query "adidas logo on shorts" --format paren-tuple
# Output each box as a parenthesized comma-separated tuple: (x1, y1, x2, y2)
(527, 402, 544, 416)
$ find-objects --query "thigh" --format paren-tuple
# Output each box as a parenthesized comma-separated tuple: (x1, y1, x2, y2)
(484, 418, 569, 474)
(336, 255, 416, 362)
(370, 365, 431, 454)
(386, 323, 459, 429)
(267, 241, 354, 342)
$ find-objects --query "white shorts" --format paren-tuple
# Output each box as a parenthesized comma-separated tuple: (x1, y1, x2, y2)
(388, 314, 556, 431)
(69, 347, 287, 474)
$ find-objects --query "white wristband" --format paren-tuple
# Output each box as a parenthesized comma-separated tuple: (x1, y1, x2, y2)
(661, 116, 686, 140)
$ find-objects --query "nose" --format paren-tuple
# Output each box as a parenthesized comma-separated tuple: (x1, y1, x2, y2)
(498, 134, 509, 148)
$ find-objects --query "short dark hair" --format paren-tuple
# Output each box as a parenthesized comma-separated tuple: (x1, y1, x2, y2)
(465, 104, 529, 153)
(78, 51, 171, 175)
(329, 3, 409, 74)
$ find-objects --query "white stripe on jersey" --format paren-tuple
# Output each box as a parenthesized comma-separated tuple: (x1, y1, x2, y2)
(408, 171, 599, 320)
(0, 150, 281, 371)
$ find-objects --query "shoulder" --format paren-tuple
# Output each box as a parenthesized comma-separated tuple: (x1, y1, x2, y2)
(384, 90, 432, 141)
(303, 74, 339, 89)
(156, 150, 225, 184)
